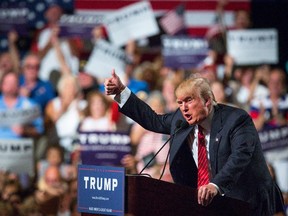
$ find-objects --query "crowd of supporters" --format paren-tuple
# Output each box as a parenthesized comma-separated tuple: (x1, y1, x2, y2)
(0, 1, 287, 215)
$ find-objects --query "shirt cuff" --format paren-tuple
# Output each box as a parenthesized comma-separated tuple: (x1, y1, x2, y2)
(114, 87, 131, 108)
(209, 183, 224, 196)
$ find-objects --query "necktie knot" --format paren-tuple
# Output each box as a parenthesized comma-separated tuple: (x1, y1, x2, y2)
(198, 126, 205, 145)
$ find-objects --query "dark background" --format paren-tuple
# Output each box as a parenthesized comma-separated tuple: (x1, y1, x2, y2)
(251, 0, 288, 71)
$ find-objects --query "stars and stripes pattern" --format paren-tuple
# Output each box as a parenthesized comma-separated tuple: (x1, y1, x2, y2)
(159, 4, 185, 35)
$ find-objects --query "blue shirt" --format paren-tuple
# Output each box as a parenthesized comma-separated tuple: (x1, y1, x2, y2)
(0, 95, 44, 138)
(19, 76, 56, 112)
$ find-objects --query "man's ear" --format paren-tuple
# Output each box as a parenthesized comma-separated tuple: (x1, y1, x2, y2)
(205, 98, 211, 107)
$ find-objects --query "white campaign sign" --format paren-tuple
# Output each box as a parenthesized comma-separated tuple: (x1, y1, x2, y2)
(104, 1, 160, 47)
(227, 29, 278, 65)
(0, 139, 34, 176)
(0, 106, 41, 126)
(84, 39, 126, 81)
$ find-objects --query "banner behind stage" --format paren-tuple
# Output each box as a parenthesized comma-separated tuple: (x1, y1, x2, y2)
(79, 131, 131, 166)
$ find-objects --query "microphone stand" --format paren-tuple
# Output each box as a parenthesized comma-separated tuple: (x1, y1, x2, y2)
(139, 120, 188, 176)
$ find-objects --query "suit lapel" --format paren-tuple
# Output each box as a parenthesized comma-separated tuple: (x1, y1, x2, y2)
(170, 125, 194, 164)
(209, 105, 223, 176)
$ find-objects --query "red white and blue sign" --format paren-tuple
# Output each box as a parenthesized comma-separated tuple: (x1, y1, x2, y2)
(77, 164, 125, 216)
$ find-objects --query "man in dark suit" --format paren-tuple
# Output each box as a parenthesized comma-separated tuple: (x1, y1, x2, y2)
(104, 70, 283, 215)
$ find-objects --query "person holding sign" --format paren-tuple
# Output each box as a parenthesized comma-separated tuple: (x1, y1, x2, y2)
(249, 68, 288, 131)
(104, 70, 283, 215)
(0, 72, 43, 138)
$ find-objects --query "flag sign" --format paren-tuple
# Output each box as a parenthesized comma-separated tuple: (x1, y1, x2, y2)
(159, 4, 185, 35)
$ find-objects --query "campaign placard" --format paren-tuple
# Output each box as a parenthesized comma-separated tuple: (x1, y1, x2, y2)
(79, 131, 131, 166)
(77, 164, 125, 215)
(58, 14, 103, 38)
(0, 106, 41, 126)
(104, 1, 159, 47)
(161, 35, 209, 69)
(84, 39, 126, 80)
(227, 29, 278, 65)
(259, 125, 288, 151)
(0, 4, 29, 35)
(0, 139, 34, 176)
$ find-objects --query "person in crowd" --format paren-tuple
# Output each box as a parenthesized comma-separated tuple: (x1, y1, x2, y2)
(1, 179, 21, 199)
(19, 53, 56, 113)
(45, 74, 86, 161)
(210, 80, 229, 105)
(0, 72, 43, 138)
(36, 165, 68, 215)
(205, 0, 252, 64)
(121, 91, 173, 182)
(37, 144, 76, 182)
(31, 2, 80, 83)
(0, 201, 14, 216)
(1, 180, 22, 215)
(104, 70, 284, 215)
(0, 30, 21, 80)
(18, 195, 44, 216)
(249, 67, 288, 131)
(78, 91, 115, 132)
(250, 68, 288, 207)
(235, 66, 269, 110)
(161, 75, 180, 112)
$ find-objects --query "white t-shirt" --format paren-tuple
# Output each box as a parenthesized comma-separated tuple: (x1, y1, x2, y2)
(38, 28, 79, 81)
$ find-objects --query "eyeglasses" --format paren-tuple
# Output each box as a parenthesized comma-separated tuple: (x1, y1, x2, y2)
(24, 64, 39, 70)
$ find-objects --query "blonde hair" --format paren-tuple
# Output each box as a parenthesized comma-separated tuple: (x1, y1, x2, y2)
(57, 74, 81, 96)
(175, 76, 217, 105)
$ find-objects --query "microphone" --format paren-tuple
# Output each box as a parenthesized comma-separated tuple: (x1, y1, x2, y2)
(139, 120, 189, 176)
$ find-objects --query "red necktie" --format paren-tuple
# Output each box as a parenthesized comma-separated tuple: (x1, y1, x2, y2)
(197, 126, 210, 188)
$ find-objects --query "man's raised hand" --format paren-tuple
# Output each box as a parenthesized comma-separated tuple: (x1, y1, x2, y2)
(104, 70, 125, 95)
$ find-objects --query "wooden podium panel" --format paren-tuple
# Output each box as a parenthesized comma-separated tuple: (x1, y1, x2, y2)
(82, 175, 252, 216)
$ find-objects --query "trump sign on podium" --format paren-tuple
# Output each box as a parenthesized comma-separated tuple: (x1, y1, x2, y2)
(77, 165, 125, 215)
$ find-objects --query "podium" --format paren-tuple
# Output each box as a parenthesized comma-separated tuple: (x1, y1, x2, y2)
(82, 175, 252, 216)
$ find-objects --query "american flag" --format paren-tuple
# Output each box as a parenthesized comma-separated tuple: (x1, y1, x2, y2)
(0, 0, 250, 52)
(159, 4, 185, 35)
(75, 0, 250, 36)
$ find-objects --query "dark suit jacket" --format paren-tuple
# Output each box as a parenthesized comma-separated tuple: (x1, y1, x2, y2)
(120, 93, 282, 215)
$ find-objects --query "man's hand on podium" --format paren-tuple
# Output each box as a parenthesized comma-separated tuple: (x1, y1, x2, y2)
(197, 184, 218, 206)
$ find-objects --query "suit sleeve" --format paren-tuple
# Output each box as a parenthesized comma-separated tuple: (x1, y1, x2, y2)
(120, 92, 174, 135)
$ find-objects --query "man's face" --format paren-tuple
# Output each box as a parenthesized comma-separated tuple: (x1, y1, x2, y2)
(176, 91, 210, 125)
(23, 56, 39, 81)
(1, 73, 19, 97)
